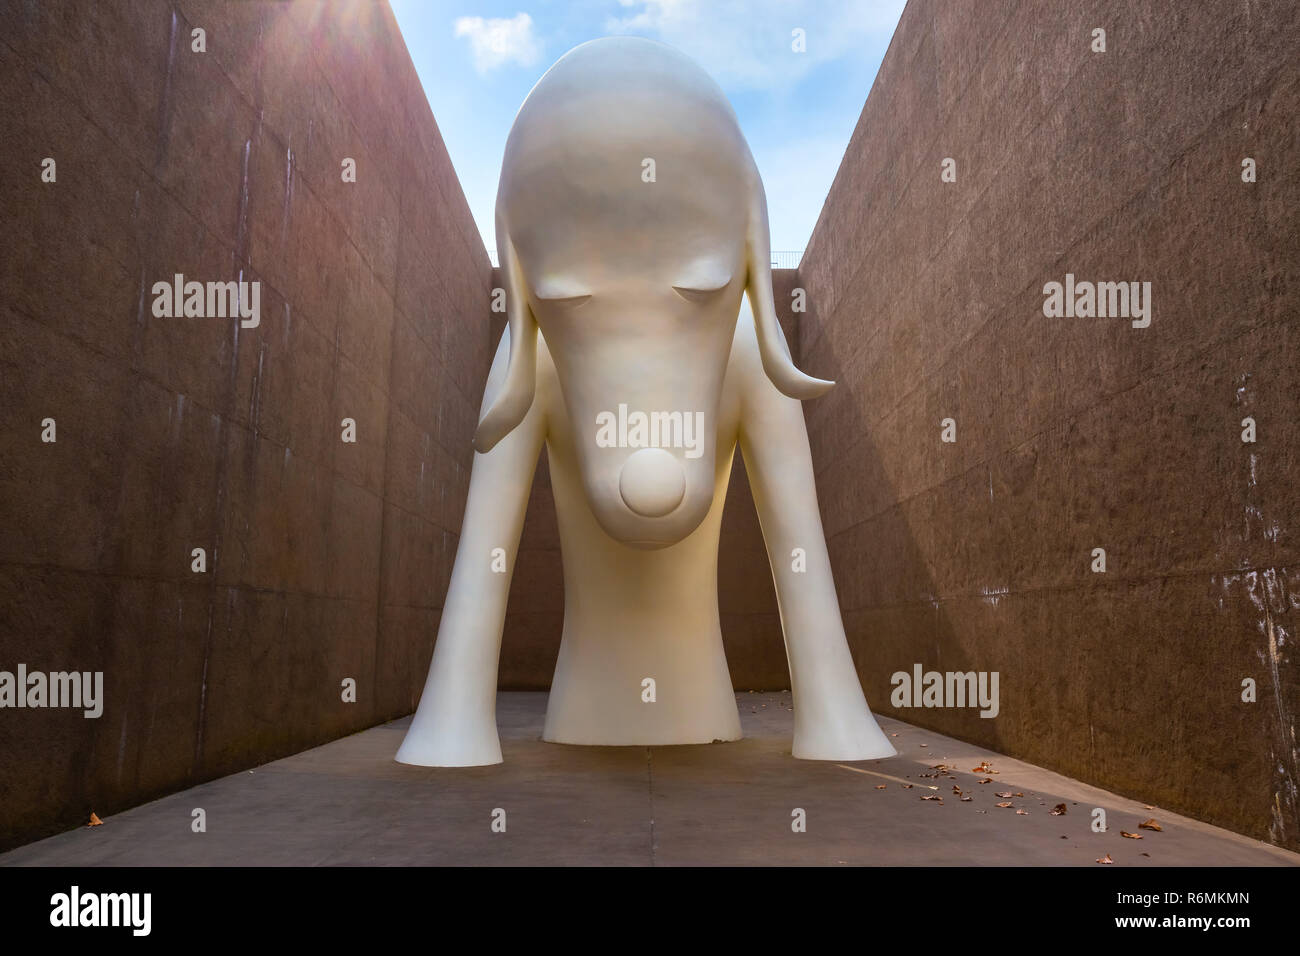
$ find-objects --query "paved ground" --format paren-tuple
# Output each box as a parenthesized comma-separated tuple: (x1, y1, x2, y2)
(3, 693, 1296, 866)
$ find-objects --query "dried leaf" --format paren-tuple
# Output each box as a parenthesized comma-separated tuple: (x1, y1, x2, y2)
(1015, 809, 1029, 815)
(921, 794, 942, 801)
(996, 791, 1013, 798)
(1050, 803, 1068, 816)
(1139, 818, 1162, 831)
(952, 785, 963, 795)
(960, 796, 972, 802)
(1014, 792, 1025, 798)
(1096, 853, 1114, 864)
(996, 801, 1013, 808)
(902, 784, 914, 790)
(979, 778, 993, 784)
(1120, 830, 1143, 840)
(88, 812, 103, 827)
(919, 743, 928, 747)
(875, 784, 886, 790)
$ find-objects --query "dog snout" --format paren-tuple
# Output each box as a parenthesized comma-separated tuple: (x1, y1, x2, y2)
(618, 448, 686, 517)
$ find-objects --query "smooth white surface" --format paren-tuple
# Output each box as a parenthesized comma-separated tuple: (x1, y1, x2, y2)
(618, 448, 686, 517)
(396, 37, 895, 766)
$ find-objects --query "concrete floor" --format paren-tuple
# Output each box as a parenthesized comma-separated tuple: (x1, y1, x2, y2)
(3, 693, 1296, 866)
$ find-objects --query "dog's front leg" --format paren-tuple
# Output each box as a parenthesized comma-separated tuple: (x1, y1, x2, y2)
(396, 328, 544, 766)
(739, 376, 896, 761)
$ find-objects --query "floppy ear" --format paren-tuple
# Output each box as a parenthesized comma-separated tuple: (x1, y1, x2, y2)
(745, 179, 834, 400)
(473, 220, 539, 453)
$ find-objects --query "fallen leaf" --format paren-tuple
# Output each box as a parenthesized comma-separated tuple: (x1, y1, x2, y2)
(972, 761, 994, 773)
(1015, 809, 1029, 815)
(921, 795, 943, 802)
(875, 784, 886, 790)
(1014, 792, 1025, 797)
(960, 796, 972, 802)
(1139, 818, 1162, 831)
(996, 792, 1013, 798)
(979, 778, 993, 784)
(890, 733, 898, 737)
(1050, 804, 1068, 816)
(919, 743, 928, 747)
(996, 801, 1013, 808)
(952, 785, 963, 795)
(88, 812, 103, 827)
(1096, 853, 1114, 864)
(902, 784, 914, 790)
(1143, 805, 1155, 810)
(1120, 831, 1143, 840)
(1141, 852, 1151, 857)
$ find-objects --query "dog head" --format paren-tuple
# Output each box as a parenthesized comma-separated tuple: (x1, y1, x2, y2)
(477, 37, 832, 549)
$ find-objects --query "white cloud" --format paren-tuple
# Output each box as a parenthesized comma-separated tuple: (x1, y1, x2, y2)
(454, 13, 542, 72)
(605, 0, 904, 89)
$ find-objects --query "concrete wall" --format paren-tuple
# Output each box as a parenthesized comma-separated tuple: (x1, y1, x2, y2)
(0, 0, 490, 850)
(798, 0, 1299, 848)
(491, 270, 803, 691)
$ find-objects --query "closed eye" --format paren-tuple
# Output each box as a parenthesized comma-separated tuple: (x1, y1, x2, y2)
(672, 282, 730, 304)
(534, 293, 591, 309)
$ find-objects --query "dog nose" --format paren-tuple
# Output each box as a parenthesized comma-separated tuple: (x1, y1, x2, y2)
(618, 448, 685, 517)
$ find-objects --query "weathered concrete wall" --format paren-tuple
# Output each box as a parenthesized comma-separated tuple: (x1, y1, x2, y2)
(799, 0, 1299, 847)
(490, 270, 802, 691)
(0, 0, 490, 850)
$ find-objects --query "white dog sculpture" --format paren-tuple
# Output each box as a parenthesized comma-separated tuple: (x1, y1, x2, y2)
(396, 37, 896, 766)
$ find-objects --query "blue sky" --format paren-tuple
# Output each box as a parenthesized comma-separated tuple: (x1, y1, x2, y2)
(390, 0, 905, 257)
